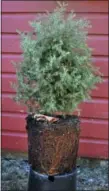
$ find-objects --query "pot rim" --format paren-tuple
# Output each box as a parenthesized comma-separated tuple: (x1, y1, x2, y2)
(30, 166, 77, 178)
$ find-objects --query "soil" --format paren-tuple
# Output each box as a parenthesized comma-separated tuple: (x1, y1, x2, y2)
(1, 153, 108, 191)
(26, 114, 80, 175)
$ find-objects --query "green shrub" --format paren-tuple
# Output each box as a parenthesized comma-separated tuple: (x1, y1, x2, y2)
(12, 2, 102, 115)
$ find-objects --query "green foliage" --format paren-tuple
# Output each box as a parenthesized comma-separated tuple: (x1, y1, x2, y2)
(12, 2, 102, 114)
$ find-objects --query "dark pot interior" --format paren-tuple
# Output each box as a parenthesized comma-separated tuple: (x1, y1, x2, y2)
(26, 114, 80, 175)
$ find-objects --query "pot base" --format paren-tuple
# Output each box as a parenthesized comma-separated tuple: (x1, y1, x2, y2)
(28, 167, 77, 191)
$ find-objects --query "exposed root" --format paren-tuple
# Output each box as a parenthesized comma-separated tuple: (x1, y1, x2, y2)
(27, 115, 80, 175)
(34, 114, 59, 122)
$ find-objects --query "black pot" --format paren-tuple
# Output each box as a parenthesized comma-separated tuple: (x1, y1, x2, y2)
(28, 167, 77, 191)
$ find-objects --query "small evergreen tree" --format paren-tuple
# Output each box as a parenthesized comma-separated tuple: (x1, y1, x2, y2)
(12, 2, 102, 115)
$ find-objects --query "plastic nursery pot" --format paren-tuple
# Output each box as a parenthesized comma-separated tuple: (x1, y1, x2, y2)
(28, 166, 77, 191)
(26, 114, 80, 175)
